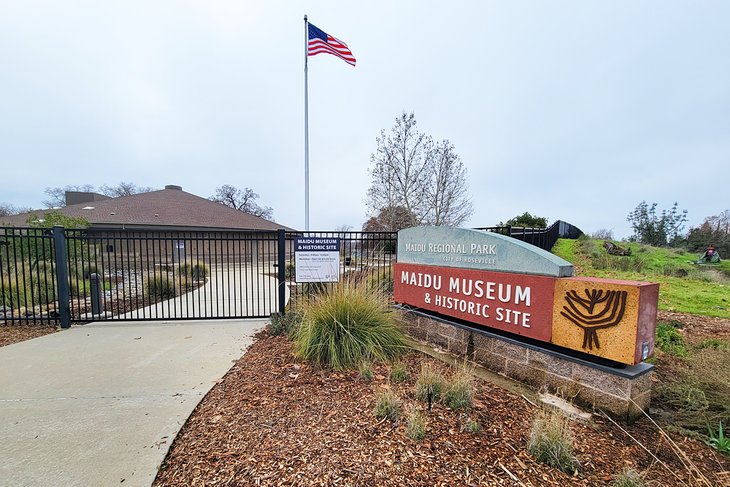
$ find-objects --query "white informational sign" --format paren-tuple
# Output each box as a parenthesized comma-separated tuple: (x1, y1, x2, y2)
(294, 237, 341, 283)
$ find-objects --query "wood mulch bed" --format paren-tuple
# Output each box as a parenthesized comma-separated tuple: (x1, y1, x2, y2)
(0, 323, 58, 347)
(3, 311, 728, 484)
(154, 329, 729, 486)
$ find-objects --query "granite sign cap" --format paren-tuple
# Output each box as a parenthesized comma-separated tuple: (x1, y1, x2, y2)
(398, 227, 573, 277)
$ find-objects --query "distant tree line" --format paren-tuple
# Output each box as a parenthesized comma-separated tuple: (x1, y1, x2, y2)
(685, 210, 730, 257)
(0, 203, 31, 217)
(625, 201, 728, 256)
(0, 182, 156, 216)
(42, 182, 156, 208)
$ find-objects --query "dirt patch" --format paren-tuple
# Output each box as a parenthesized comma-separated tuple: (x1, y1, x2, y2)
(154, 333, 729, 486)
(657, 310, 730, 342)
(0, 324, 58, 347)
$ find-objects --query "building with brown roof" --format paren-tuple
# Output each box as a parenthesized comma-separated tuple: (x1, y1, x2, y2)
(0, 185, 294, 267)
(0, 185, 292, 232)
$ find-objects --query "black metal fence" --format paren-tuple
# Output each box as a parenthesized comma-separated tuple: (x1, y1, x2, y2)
(2, 223, 579, 328)
(63, 228, 282, 322)
(0, 227, 59, 325)
(284, 231, 397, 307)
(1, 226, 397, 327)
(475, 220, 583, 252)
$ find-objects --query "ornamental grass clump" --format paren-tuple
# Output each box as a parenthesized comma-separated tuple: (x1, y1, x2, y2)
(180, 261, 209, 280)
(358, 360, 374, 382)
(406, 409, 427, 441)
(373, 390, 401, 421)
(527, 409, 580, 474)
(444, 369, 474, 411)
(415, 363, 446, 405)
(146, 273, 176, 299)
(390, 362, 409, 383)
(464, 418, 481, 434)
(293, 281, 406, 370)
(611, 468, 646, 487)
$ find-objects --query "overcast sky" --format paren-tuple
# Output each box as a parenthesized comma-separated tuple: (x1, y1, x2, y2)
(1, 1, 728, 238)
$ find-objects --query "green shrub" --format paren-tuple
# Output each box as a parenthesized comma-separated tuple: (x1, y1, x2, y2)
(267, 309, 303, 336)
(293, 281, 406, 370)
(611, 468, 646, 487)
(415, 364, 446, 405)
(285, 263, 296, 279)
(1, 269, 56, 308)
(527, 409, 580, 474)
(406, 409, 426, 441)
(444, 370, 474, 411)
(1, 279, 22, 308)
(373, 390, 401, 421)
(69, 278, 90, 298)
(656, 322, 688, 357)
(146, 273, 176, 299)
(390, 362, 409, 383)
(180, 261, 208, 279)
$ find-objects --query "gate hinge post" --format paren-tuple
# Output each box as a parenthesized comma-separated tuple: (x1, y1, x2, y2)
(52, 225, 71, 329)
(277, 229, 286, 315)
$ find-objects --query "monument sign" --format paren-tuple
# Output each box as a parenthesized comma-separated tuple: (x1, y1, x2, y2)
(394, 227, 658, 366)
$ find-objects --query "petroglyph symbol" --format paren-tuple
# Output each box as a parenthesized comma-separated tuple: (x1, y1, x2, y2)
(560, 289, 627, 350)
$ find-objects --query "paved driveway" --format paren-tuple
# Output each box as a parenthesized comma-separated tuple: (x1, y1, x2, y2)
(0, 319, 264, 487)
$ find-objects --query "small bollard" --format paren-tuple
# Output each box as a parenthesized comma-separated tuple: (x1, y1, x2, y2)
(90, 273, 103, 315)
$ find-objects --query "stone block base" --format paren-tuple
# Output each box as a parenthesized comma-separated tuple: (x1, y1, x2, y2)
(400, 309, 653, 423)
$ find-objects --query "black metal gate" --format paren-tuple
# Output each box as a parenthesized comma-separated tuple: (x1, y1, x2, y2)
(1, 227, 397, 327)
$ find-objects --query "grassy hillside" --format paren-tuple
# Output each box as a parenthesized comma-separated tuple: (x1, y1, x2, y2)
(552, 238, 730, 319)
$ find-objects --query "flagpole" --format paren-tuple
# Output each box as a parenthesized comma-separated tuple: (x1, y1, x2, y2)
(304, 14, 310, 232)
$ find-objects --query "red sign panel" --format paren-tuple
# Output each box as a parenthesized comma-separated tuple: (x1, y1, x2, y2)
(394, 262, 556, 342)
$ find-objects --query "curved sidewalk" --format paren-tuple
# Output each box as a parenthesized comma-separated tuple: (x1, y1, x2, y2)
(0, 318, 264, 487)
(116, 265, 287, 320)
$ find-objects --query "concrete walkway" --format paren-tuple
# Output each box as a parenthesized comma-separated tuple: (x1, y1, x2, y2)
(0, 319, 265, 487)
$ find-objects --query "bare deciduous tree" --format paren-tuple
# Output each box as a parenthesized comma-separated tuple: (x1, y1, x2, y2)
(366, 112, 473, 227)
(210, 185, 274, 220)
(43, 184, 95, 208)
(100, 182, 155, 198)
(0, 203, 31, 217)
(422, 140, 473, 226)
(367, 113, 431, 222)
(43, 182, 154, 207)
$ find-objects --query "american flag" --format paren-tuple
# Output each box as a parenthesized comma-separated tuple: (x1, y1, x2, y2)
(307, 23, 356, 67)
